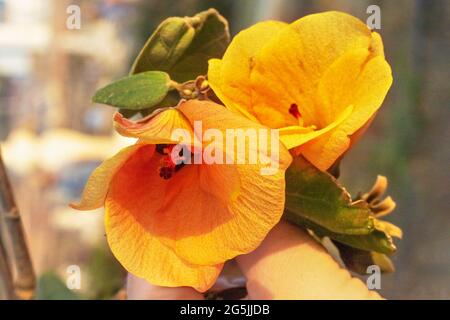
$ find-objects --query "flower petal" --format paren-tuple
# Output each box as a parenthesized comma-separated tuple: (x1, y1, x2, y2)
(279, 105, 353, 149)
(178, 99, 292, 172)
(105, 145, 223, 292)
(249, 11, 374, 128)
(208, 12, 391, 170)
(70, 144, 145, 210)
(159, 100, 292, 265)
(317, 49, 392, 128)
(208, 20, 287, 121)
(114, 108, 200, 146)
(299, 50, 392, 170)
(370, 31, 385, 58)
(105, 100, 292, 268)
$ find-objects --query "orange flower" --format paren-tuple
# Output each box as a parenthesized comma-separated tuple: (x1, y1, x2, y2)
(71, 100, 291, 292)
(208, 11, 393, 170)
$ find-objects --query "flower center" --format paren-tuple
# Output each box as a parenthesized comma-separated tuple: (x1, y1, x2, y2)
(156, 144, 186, 180)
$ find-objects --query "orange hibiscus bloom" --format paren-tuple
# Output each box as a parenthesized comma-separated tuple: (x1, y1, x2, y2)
(208, 11, 393, 170)
(71, 100, 291, 292)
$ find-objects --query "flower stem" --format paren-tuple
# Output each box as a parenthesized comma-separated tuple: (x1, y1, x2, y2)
(0, 147, 36, 299)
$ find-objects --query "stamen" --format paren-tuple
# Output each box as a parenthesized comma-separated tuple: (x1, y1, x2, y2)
(159, 166, 173, 180)
(289, 103, 302, 119)
(156, 144, 169, 155)
(156, 144, 186, 180)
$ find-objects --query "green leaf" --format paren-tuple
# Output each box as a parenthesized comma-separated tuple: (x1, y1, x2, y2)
(285, 156, 374, 235)
(130, 8, 230, 82)
(118, 91, 181, 118)
(334, 242, 395, 274)
(36, 272, 82, 300)
(284, 210, 396, 254)
(329, 230, 397, 254)
(284, 156, 400, 259)
(92, 71, 171, 110)
(330, 230, 396, 254)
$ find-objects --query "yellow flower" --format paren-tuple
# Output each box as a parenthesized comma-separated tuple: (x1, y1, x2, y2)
(71, 100, 291, 292)
(208, 11, 392, 170)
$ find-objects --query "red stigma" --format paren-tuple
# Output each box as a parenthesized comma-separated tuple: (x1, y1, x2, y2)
(289, 103, 302, 119)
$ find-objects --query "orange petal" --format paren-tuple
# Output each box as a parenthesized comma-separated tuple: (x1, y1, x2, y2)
(156, 100, 292, 265)
(70, 143, 145, 211)
(113, 108, 200, 147)
(153, 159, 290, 266)
(106, 100, 292, 269)
(178, 99, 292, 172)
(105, 145, 223, 292)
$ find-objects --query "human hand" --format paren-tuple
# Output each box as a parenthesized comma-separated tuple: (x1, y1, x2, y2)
(126, 220, 382, 300)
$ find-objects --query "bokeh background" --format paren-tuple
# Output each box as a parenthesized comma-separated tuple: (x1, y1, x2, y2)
(0, 0, 448, 299)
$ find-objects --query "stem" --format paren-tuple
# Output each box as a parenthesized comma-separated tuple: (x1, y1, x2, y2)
(0, 148, 36, 299)
(0, 231, 15, 299)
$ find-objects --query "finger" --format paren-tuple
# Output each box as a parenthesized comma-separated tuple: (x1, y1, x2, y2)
(126, 274, 205, 300)
(236, 220, 382, 300)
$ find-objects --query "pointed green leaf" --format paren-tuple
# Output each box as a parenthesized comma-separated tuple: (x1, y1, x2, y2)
(92, 71, 171, 110)
(330, 230, 396, 254)
(285, 156, 374, 235)
(284, 210, 396, 254)
(284, 156, 401, 258)
(117, 91, 180, 118)
(334, 242, 395, 274)
(130, 8, 230, 82)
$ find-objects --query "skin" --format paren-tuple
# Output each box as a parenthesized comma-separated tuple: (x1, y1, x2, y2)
(126, 220, 382, 300)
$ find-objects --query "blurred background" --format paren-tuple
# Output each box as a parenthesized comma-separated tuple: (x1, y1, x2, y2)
(0, 0, 448, 299)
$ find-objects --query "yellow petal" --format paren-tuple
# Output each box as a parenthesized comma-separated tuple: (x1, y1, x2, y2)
(73, 109, 196, 211)
(300, 50, 392, 170)
(70, 144, 145, 211)
(208, 12, 391, 169)
(178, 99, 292, 171)
(317, 48, 392, 129)
(208, 20, 287, 121)
(370, 31, 385, 58)
(374, 220, 403, 239)
(287, 11, 373, 77)
(250, 11, 374, 128)
(279, 105, 353, 149)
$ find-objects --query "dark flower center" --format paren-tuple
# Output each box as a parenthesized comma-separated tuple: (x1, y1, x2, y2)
(156, 144, 186, 180)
